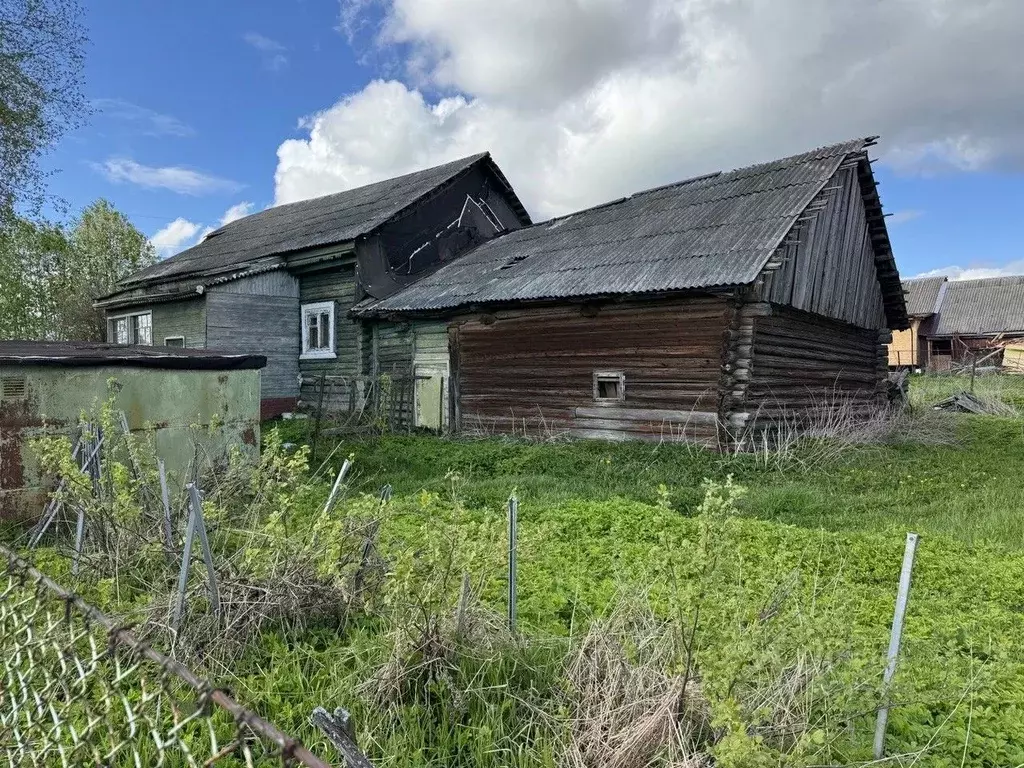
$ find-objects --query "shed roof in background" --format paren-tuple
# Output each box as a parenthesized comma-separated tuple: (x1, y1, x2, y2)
(929, 276, 1024, 337)
(359, 138, 905, 325)
(113, 153, 529, 290)
(902, 276, 948, 317)
(0, 342, 267, 371)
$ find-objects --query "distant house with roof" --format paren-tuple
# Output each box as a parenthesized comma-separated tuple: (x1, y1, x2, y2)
(889, 275, 1024, 371)
(102, 137, 908, 445)
(888, 276, 947, 368)
(96, 154, 530, 418)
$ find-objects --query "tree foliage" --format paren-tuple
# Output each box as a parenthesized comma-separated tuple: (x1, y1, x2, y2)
(0, 0, 88, 221)
(0, 199, 155, 340)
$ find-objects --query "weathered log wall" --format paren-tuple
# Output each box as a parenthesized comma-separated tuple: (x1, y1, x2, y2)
(450, 296, 734, 444)
(738, 305, 889, 427)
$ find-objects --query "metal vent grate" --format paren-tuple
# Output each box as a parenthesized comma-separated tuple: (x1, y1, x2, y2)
(1, 376, 27, 399)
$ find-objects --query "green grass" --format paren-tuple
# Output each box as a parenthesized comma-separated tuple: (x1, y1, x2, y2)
(259, 396, 1024, 765)
(13, 378, 1024, 766)
(281, 410, 1024, 550)
(910, 370, 1024, 410)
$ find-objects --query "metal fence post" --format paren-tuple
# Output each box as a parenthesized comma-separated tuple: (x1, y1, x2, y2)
(158, 459, 173, 552)
(507, 495, 518, 631)
(874, 531, 920, 759)
(187, 484, 220, 621)
(323, 459, 353, 515)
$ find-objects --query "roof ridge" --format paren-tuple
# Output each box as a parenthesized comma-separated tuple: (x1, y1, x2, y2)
(475, 138, 872, 241)
(207, 151, 490, 237)
(949, 274, 1024, 285)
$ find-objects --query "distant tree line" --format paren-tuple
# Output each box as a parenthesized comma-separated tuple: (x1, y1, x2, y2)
(1, 0, 155, 342)
(0, 201, 156, 341)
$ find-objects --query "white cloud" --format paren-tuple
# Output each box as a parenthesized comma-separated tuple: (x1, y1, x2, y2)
(274, 0, 1024, 217)
(91, 98, 195, 138)
(97, 158, 242, 195)
(914, 261, 1024, 281)
(244, 32, 288, 71)
(888, 209, 925, 226)
(150, 218, 202, 259)
(151, 202, 259, 257)
(219, 201, 254, 225)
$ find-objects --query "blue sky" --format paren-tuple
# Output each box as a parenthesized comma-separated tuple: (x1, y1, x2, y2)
(45, 0, 1024, 281)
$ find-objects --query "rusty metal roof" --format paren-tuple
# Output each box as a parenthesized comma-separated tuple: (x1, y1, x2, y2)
(359, 138, 894, 316)
(0, 342, 266, 370)
(902, 276, 947, 316)
(929, 276, 1024, 336)
(112, 153, 528, 290)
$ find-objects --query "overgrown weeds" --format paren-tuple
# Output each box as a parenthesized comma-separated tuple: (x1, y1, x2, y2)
(18, 394, 1024, 767)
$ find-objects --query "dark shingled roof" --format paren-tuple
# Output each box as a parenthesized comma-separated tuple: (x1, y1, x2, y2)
(119, 153, 527, 288)
(902, 276, 947, 317)
(0, 342, 266, 370)
(359, 138, 900, 319)
(930, 276, 1024, 337)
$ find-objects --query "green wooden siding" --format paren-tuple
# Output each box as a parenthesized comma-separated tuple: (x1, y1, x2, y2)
(412, 321, 450, 430)
(298, 265, 362, 408)
(151, 299, 206, 348)
(374, 322, 413, 376)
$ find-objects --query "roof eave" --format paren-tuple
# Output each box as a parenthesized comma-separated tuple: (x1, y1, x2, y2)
(351, 285, 743, 320)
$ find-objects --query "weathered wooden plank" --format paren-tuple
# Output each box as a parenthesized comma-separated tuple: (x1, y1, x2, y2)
(574, 407, 720, 425)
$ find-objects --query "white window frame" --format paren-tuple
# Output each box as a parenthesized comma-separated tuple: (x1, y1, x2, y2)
(300, 301, 337, 360)
(107, 310, 153, 346)
(593, 371, 626, 403)
(164, 336, 186, 348)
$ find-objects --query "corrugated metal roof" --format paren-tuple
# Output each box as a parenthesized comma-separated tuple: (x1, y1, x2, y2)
(930, 276, 1024, 336)
(0, 341, 266, 370)
(902, 276, 947, 316)
(115, 153, 527, 289)
(361, 139, 877, 314)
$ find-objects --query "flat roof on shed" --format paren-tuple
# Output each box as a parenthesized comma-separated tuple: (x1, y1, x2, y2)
(0, 342, 266, 371)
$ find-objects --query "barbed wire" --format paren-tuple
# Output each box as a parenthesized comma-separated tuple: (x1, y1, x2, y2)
(0, 543, 335, 767)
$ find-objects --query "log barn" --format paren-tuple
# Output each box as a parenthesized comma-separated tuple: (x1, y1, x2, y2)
(356, 138, 909, 445)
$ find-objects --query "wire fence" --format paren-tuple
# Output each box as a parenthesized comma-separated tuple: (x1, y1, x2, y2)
(0, 543, 335, 768)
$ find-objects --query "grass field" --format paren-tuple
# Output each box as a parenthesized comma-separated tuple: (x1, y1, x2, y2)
(12, 373, 1024, 767)
(286, 399, 1024, 550)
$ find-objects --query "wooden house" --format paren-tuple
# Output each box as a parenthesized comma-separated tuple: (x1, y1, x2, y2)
(357, 138, 909, 445)
(96, 154, 530, 418)
(887, 276, 947, 369)
(919, 276, 1024, 370)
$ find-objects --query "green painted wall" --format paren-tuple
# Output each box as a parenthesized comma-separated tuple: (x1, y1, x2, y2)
(298, 265, 362, 409)
(152, 299, 207, 347)
(0, 365, 261, 520)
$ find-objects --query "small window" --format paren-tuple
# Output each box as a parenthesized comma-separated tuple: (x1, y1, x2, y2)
(301, 301, 336, 359)
(107, 311, 153, 345)
(164, 336, 185, 348)
(593, 371, 625, 402)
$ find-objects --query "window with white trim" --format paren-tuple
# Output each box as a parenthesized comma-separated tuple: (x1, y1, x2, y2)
(593, 371, 625, 402)
(301, 301, 336, 359)
(164, 336, 185, 348)
(107, 311, 153, 345)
